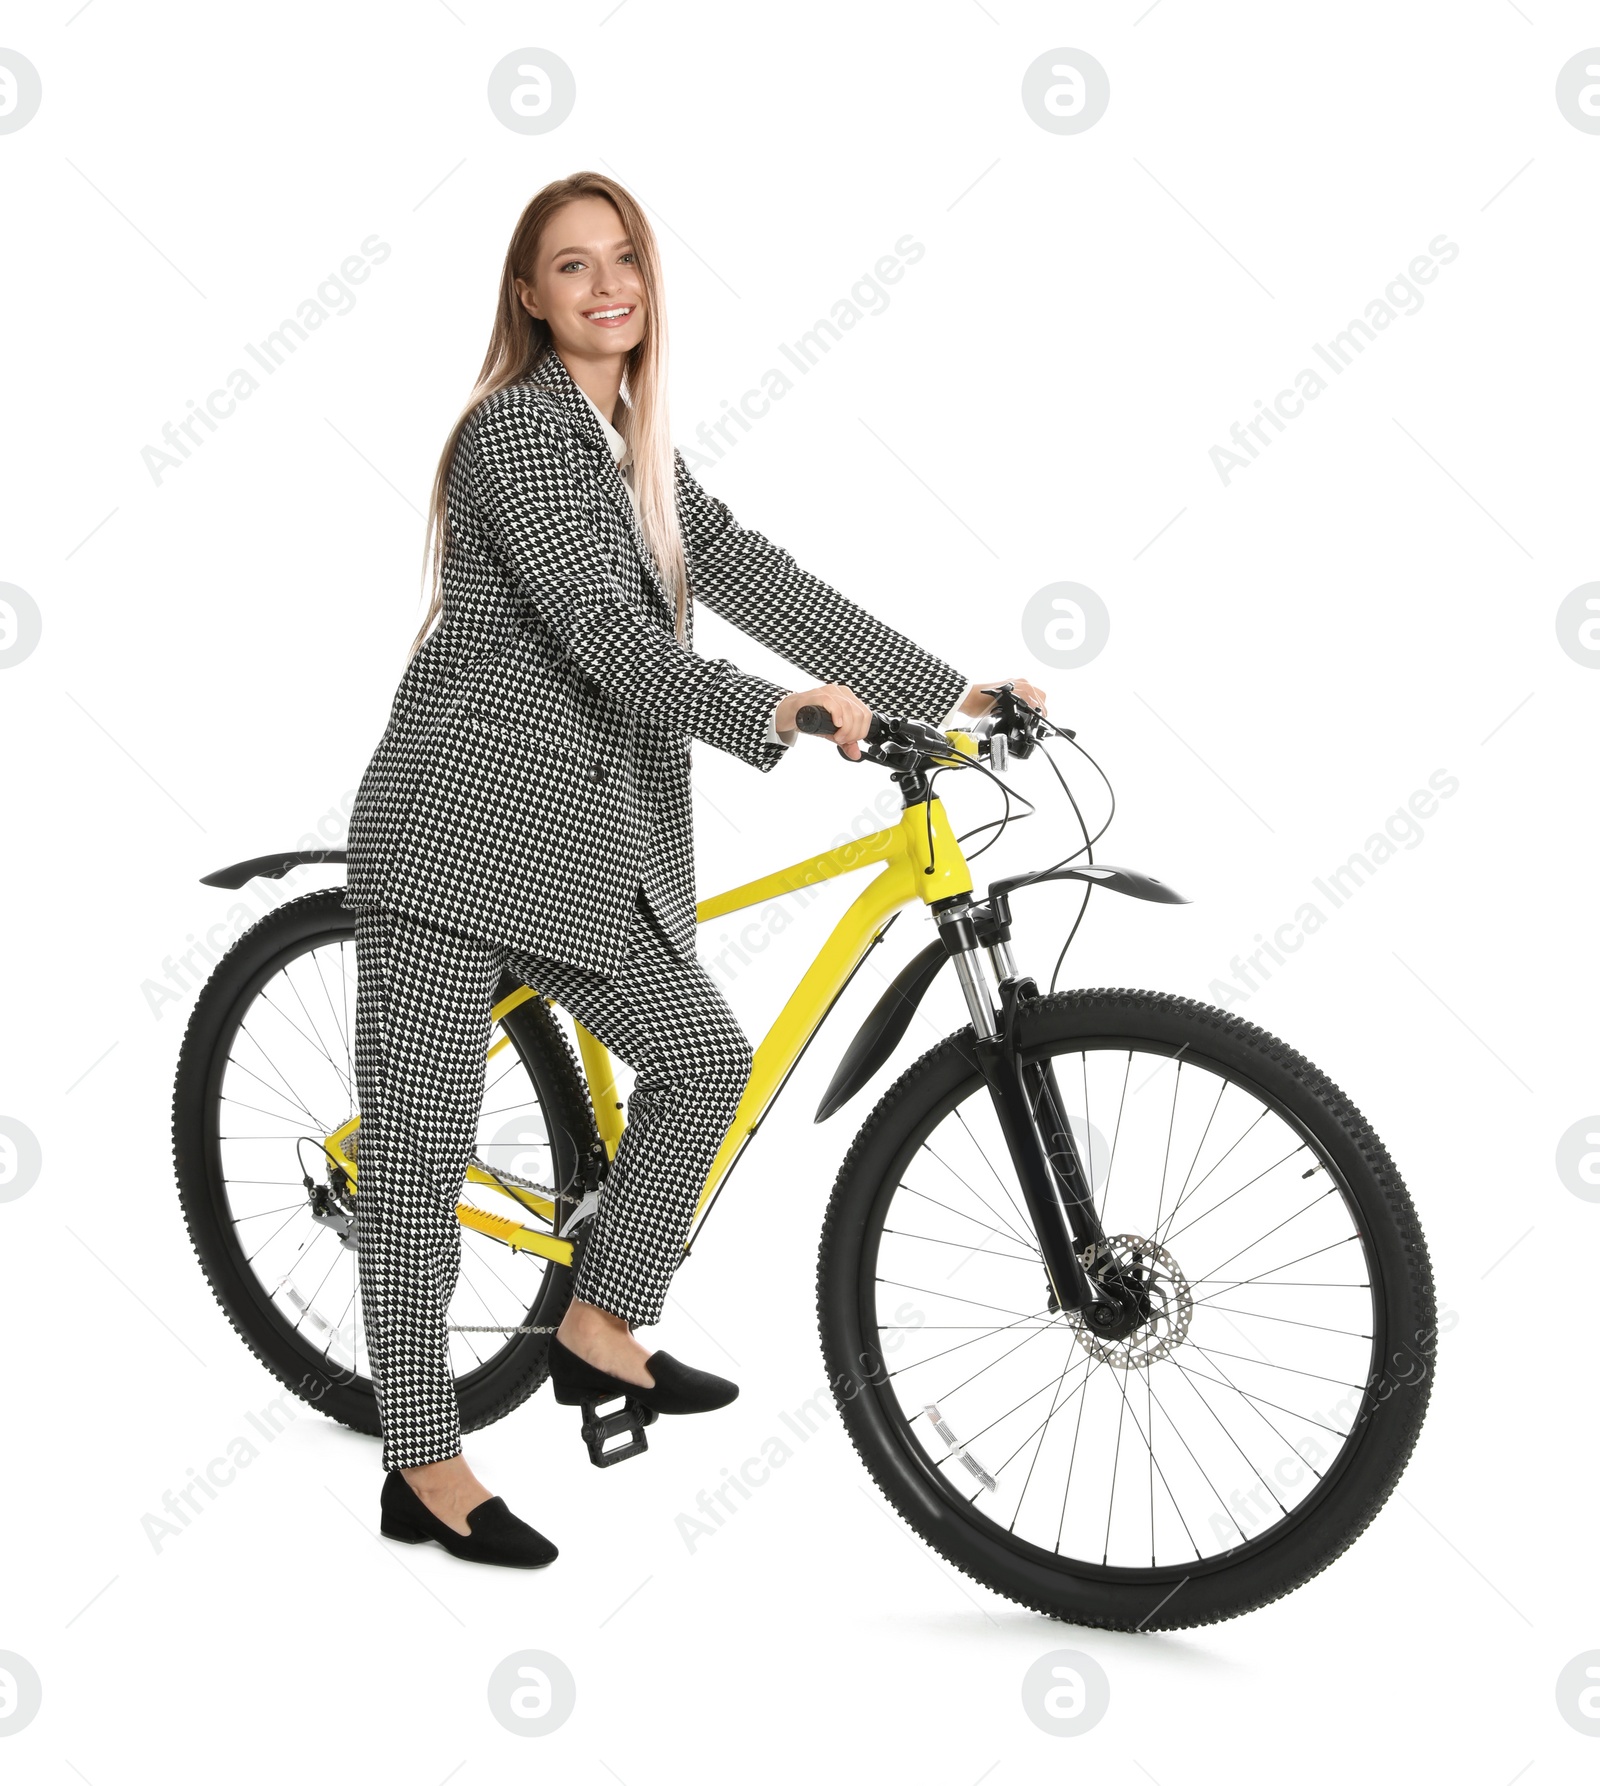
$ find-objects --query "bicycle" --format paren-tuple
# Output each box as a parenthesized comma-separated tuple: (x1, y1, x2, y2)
(171, 685, 1435, 1630)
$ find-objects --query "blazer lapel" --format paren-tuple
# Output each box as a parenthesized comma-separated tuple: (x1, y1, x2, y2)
(528, 346, 675, 626)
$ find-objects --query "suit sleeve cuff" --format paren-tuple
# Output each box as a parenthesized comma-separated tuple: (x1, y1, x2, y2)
(765, 700, 798, 747)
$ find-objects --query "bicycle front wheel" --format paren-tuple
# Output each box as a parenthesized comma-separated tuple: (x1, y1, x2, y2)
(816, 987, 1435, 1631)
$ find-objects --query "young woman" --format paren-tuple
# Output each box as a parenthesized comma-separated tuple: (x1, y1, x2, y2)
(344, 171, 1047, 1568)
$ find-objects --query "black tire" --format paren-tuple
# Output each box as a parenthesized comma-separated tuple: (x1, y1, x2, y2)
(172, 887, 599, 1436)
(816, 987, 1436, 1631)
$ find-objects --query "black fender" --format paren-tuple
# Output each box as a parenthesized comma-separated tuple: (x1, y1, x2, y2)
(814, 862, 1189, 1122)
(815, 937, 948, 1123)
(200, 849, 347, 889)
(987, 862, 1190, 906)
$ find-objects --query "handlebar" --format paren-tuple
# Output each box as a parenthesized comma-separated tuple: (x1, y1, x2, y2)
(794, 704, 889, 744)
(792, 683, 1055, 766)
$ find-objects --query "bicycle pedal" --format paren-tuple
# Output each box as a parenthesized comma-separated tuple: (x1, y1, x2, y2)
(578, 1394, 659, 1468)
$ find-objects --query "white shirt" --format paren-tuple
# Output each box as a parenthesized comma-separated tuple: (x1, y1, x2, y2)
(579, 386, 961, 749)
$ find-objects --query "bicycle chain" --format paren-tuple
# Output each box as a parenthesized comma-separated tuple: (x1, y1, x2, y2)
(315, 1138, 600, 1339)
(443, 1150, 598, 1337)
(447, 1323, 561, 1334)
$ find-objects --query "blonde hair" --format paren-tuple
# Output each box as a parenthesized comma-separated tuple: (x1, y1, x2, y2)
(409, 171, 688, 660)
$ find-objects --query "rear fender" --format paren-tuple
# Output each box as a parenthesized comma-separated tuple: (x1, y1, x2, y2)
(200, 849, 347, 889)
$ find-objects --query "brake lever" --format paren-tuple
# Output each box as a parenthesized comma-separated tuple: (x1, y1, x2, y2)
(831, 714, 952, 766)
(977, 680, 1068, 759)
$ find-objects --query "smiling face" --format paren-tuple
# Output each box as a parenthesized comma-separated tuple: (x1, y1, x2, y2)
(514, 195, 646, 366)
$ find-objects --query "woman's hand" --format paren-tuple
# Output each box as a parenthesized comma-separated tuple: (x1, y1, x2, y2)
(957, 677, 1048, 720)
(775, 683, 875, 760)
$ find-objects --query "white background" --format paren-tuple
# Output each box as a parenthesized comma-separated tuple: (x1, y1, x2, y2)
(2, 1, 1596, 1779)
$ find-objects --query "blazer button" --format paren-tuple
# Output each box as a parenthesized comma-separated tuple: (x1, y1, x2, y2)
(591, 763, 607, 785)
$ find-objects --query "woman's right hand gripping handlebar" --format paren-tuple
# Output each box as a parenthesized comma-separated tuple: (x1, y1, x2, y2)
(774, 684, 878, 760)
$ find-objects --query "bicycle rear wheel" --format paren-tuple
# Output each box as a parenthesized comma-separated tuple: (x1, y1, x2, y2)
(172, 887, 598, 1435)
(816, 987, 1435, 1630)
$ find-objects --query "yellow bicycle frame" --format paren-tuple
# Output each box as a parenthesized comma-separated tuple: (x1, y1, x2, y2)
(327, 733, 980, 1271)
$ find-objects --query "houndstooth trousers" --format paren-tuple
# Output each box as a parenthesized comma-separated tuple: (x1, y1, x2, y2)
(351, 885, 752, 1471)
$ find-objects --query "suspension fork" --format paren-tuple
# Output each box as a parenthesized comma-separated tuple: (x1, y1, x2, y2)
(934, 900, 1111, 1315)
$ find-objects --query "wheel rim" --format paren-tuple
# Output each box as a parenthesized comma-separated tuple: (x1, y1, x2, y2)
(862, 1035, 1384, 1578)
(202, 918, 571, 1395)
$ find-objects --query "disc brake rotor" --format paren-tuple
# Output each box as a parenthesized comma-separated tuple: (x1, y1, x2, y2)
(1068, 1234, 1193, 1370)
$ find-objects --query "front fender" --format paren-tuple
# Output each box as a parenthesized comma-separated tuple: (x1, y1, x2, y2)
(814, 862, 1189, 1121)
(814, 938, 947, 1123)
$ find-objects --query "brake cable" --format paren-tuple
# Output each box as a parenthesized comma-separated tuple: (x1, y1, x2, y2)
(933, 706, 1119, 993)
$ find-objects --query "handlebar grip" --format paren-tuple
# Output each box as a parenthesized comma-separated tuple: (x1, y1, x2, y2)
(794, 704, 890, 745)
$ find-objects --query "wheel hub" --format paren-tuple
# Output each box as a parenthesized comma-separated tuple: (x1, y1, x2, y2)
(1066, 1234, 1193, 1370)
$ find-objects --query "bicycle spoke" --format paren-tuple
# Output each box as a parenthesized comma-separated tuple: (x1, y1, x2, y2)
(1151, 1059, 1182, 1238)
(232, 1201, 310, 1223)
(1144, 1374, 1249, 1546)
(1153, 1104, 1270, 1249)
(224, 1051, 325, 1134)
(1100, 1375, 1129, 1564)
(887, 1307, 1054, 1379)
(1159, 1142, 1307, 1248)
(931, 1315, 1067, 1406)
(351, 1251, 367, 1377)
(449, 1268, 500, 1368)
(465, 1233, 544, 1310)
(931, 1354, 1089, 1461)
(1170, 1361, 1289, 1518)
(875, 1278, 1044, 1322)
(483, 1049, 531, 1101)
(951, 1107, 1035, 1235)
(320, 1288, 356, 1365)
(1183, 1340, 1333, 1463)
(982, 1359, 1098, 1483)
(1193, 1277, 1369, 1291)
(1103, 1362, 1199, 1564)
(1187, 1187, 1337, 1284)
(899, 1183, 1041, 1255)
(881, 1226, 1040, 1266)
(1147, 1372, 1156, 1565)
(273, 970, 355, 1106)
(1097, 1051, 1132, 1225)
(220, 1088, 321, 1132)
(1171, 1076, 1228, 1215)
(234, 1021, 327, 1133)
(978, 1352, 1096, 1490)
(294, 1240, 346, 1331)
(317, 939, 354, 1084)
(1055, 1353, 1103, 1551)
(1177, 1342, 1362, 1388)
(480, 1096, 547, 1121)
(1169, 1356, 1347, 1437)
(1190, 1301, 1370, 1340)
(244, 1205, 312, 1265)
(1011, 1355, 1080, 1533)
(1186, 1235, 1366, 1298)
(925, 1131, 1036, 1253)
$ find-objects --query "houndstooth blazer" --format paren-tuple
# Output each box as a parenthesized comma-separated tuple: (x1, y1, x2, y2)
(344, 343, 968, 978)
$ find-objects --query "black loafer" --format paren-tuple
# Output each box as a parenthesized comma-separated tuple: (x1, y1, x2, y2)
(549, 1334, 739, 1415)
(379, 1470, 558, 1569)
